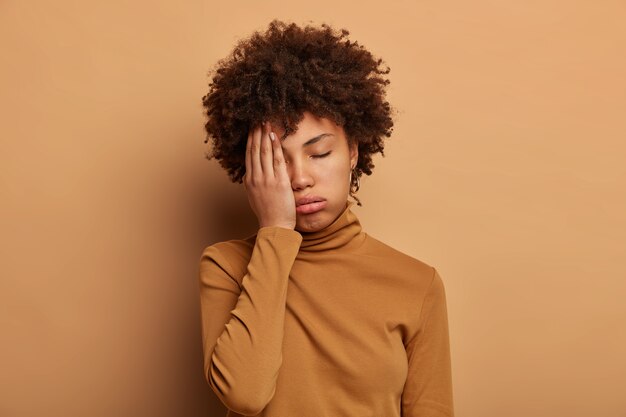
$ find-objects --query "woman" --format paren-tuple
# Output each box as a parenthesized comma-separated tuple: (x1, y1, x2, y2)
(198, 19, 454, 417)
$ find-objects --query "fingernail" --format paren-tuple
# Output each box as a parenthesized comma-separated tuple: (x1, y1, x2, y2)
(269, 132, 275, 141)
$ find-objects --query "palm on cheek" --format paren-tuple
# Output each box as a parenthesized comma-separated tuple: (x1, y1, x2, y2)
(243, 121, 296, 230)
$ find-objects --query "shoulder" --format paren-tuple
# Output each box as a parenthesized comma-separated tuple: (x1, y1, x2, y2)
(359, 233, 447, 343)
(360, 232, 435, 283)
(199, 226, 303, 282)
(199, 234, 256, 282)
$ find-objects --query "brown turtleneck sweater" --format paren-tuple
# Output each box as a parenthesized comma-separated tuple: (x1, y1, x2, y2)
(198, 200, 454, 416)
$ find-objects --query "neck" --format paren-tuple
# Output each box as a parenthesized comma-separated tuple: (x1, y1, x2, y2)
(298, 200, 363, 252)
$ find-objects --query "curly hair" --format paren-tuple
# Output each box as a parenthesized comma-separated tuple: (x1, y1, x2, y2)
(201, 19, 396, 206)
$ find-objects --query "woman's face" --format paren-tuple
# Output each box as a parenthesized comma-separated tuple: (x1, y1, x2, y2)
(269, 111, 358, 233)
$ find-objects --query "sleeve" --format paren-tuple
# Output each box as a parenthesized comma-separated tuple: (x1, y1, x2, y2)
(198, 226, 303, 416)
(401, 267, 455, 417)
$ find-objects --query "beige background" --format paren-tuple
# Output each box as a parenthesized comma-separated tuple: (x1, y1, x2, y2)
(1, 1, 625, 416)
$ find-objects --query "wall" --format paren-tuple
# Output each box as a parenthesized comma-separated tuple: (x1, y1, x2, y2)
(1, 1, 625, 416)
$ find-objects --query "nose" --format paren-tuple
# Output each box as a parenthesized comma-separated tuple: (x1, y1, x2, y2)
(285, 159, 314, 191)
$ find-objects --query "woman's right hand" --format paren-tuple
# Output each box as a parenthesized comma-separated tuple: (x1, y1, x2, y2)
(243, 121, 296, 230)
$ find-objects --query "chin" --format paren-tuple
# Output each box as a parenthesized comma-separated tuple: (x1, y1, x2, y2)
(296, 212, 328, 233)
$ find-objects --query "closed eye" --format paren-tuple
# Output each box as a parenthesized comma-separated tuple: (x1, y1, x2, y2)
(312, 151, 332, 159)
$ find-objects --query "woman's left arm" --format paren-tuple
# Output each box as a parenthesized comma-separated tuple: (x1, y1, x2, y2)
(401, 267, 454, 417)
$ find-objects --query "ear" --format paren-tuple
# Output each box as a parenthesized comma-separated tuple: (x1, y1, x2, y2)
(349, 139, 359, 169)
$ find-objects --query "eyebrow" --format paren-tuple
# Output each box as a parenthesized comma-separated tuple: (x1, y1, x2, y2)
(282, 133, 334, 146)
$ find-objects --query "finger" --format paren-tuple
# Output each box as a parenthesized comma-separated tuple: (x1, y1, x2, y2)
(251, 122, 263, 180)
(260, 121, 275, 179)
(271, 128, 289, 182)
(245, 125, 253, 183)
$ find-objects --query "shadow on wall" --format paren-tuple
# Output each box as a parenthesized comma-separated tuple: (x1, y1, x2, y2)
(196, 160, 260, 246)
(194, 162, 259, 415)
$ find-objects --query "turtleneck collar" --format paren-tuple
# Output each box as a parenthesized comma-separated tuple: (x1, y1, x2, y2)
(298, 200, 364, 252)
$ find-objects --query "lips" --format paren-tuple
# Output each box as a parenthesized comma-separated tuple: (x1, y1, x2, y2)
(296, 197, 326, 216)
(295, 196, 326, 206)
